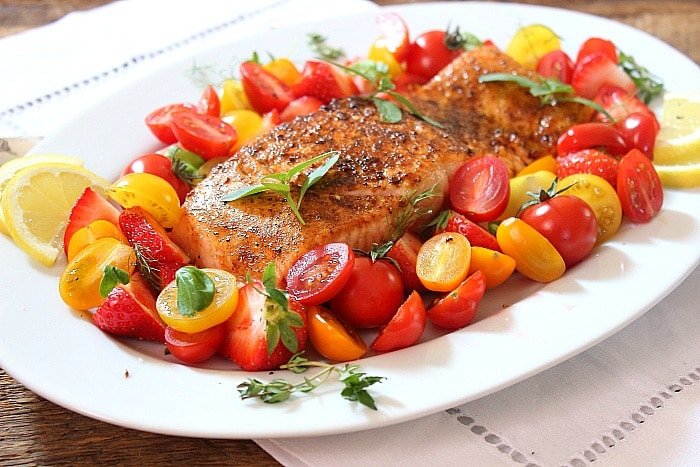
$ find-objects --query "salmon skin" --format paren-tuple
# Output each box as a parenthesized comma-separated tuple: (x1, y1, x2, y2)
(171, 46, 592, 278)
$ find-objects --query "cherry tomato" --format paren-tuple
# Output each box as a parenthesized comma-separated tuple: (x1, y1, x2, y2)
(406, 30, 461, 81)
(496, 217, 566, 283)
(145, 103, 197, 144)
(519, 194, 598, 267)
(576, 37, 618, 65)
(427, 270, 486, 330)
(517, 155, 557, 176)
(536, 50, 574, 83)
(557, 123, 629, 157)
(307, 305, 367, 362)
(614, 112, 657, 159)
(170, 112, 237, 160)
(559, 173, 622, 243)
(617, 149, 663, 223)
(263, 58, 302, 86)
(67, 219, 127, 262)
(594, 85, 659, 130)
(122, 153, 190, 203)
(220, 79, 252, 114)
(368, 43, 404, 78)
(280, 96, 323, 122)
(468, 247, 516, 289)
(449, 156, 510, 222)
(239, 61, 294, 113)
(394, 72, 428, 92)
(197, 84, 220, 117)
(222, 109, 263, 153)
(499, 170, 557, 221)
(329, 256, 403, 329)
(433, 211, 500, 252)
(416, 232, 471, 292)
(286, 243, 355, 306)
(386, 232, 424, 291)
(107, 172, 181, 228)
(371, 291, 426, 352)
(165, 323, 226, 364)
(375, 12, 410, 63)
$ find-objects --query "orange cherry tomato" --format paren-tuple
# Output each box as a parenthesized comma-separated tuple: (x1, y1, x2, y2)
(516, 155, 557, 176)
(307, 305, 367, 362)
(66, 219, 127, 262)
(263, 58, 302, 86)
(416, 232, 471, 292)
(467, 246, 516, 288)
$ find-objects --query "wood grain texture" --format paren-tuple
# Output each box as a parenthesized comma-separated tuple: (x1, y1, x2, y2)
(0, 0, 698, 465)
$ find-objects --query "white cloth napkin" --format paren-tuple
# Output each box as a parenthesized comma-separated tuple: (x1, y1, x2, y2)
(2, 1, 699, 466)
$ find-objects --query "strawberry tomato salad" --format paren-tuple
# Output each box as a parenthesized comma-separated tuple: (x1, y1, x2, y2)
(7, 14, 671, 407)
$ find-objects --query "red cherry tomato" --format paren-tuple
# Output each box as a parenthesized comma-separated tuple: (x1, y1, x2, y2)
(536, 50, 574, 84)
(614, 112, 657, 159)
(594, 85, 660, 130)
(406, 30, 461, 81)
(556, 123, 629, 156)
(617, 149, 663, 223)
(519, 195, 598, 267)
(170, 111, 237, 160)
(427, 270, 486, 330)
(239, 61, 294, 113)
(280, 96, 323, 122)
(449, 155, 510, 222)
(329, 256, 404, 329)
(286, 243, 355, 306)
(165, 323, 226, 364)
(576, 37, 618, 65)
(197, 84, 221, 117)
(386, 232, 424, 291)
(121, 153, 190, 203)
(433, 210, 501, 252)
(371, 291, 426, 352)
(375, 12, 410, 62)
(145, 103, 197, 144)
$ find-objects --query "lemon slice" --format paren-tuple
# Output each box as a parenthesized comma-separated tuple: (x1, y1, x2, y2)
(653, 163, 700, 188)
(2, 162, 109, 266)
(0, 154, 83, 235)
(653, 93, 700, 165)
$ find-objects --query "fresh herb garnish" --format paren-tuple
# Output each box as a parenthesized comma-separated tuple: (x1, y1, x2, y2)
(516, 177, 575, 215)
(221, 150, 340, 225)
(478, 73, 615, 122)
(132, 244, 162, 292)
(165, 145, 206, 185)
(99, 265, 130, 298)
(175, 266, 215, 317)
(237, 352, 385, 410)
(307, 33, 345, 61)
(444, 25, 483, 51)
(427, 209, 452, 233)
(618, 50, 664, 104)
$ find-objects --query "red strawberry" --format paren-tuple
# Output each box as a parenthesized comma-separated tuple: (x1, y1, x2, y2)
(571, 54, 636, 99)
(221, 282, 307, 371)
(118, 207, 190, 291)
(292, 61, 357, 103)
(433, 210, 501, 252)
(63, 187, 120, 254)
(594, 85, 660, 130)
(280, 96, 324, 122)
(557, 149, 620, 188)
(386, 232, 425, 292)
(92, 273, 166, 342)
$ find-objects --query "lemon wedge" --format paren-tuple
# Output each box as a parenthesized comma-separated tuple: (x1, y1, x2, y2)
(653, 93, 700, 165)
(2, 162, 109, 266)
(653, 163, 700, 188)
(0, 154, 83, 235)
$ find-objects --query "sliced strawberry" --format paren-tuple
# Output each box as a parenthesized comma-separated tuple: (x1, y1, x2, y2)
(292, 61, 356, 104)
(593, 85, 660, 130)
(280, 96, 324, 122)
(571, 54, 636, 99)
(63, 187, 120, 254)
(92, 273, 166, 343)
(433, 210, 501, 252)
(118, 207, 190, 291)
(557, 149, 620, 188)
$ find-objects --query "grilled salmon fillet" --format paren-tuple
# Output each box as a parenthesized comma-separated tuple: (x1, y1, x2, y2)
(171, 46, 593, 278)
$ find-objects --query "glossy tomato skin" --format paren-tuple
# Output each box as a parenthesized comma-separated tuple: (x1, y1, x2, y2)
(434, 211, 500, 252)
(576, 37, 618, 64)
(386, 232, 424, 291)
(427, 270, 486, 330)
(165, 323, 226, 364)
(556, 123, 629, 157)
(594, 85, 659, 130)
(197, 84, 221, 117)
(449, 156, 510, 222)
(170, 112, 237, 160)
(145, 103, 197, 144)
(617, 149, 663, 223)
(329, 257, 404, 329)
(122, 153, 190, 203)
(371, 291, 426, 352)
(375, 12, 410, 62)
(614, 112, 657, 159)
(406, 30, 461, 81)
(286, 243, 355, 306)
(519, 195, 598, 267)
(307, 305, 367, 362)
(536, 50, 574, 84)
(239, 61, 294, 113)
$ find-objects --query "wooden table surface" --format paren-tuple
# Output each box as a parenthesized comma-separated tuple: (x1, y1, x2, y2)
(1, 0, 698, 465)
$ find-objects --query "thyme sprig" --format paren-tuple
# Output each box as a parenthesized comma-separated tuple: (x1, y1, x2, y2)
(307, 33, 345, 61)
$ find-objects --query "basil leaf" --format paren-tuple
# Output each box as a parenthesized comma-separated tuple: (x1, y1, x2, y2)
(99, 265, 131, 298)
(220, 183, 267, 201)
(175, 266, 215, 317)
(373, 97, 402, 123)
(299, 151, 340, 205)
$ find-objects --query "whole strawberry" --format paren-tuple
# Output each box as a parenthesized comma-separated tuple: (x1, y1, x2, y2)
(557, 149, 619, 188)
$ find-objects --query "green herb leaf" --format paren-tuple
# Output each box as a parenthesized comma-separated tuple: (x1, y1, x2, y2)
(266, 323, 281, 356)
(444, 25, 483, 51)
(618, 50, 664, 104)
(279, 322, 299, 354)
(427, 209, 451, 233)
(99, 265, 130, 298)
(250, 51, 261, 64)
(307, 33, 345, 61)
(373, 97, 403, 123)
(262, 262, 277, 291)
(220, 183, 268, 202)
(175, 266, 215, 317)
(299, 151, 340, 205)
(348, 60, 390, 84)
(165, 145, 206, 169)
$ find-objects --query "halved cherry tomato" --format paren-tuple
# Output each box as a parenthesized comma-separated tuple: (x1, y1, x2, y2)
(280, 96, 323, 122)
(614, 112, 657, 159)
(263, 58, 302, 86)
(329, 256, 403, 329)
(496, 217, 566, 283)
(259, 109, 281, 134)
(307, 305, 367, 362)
(617, 149, 663, 223)
(450, 155, 510, 222)
(197, 84, 220, 117)
(375, 12, 410, 63)
(576, 37, 618, 65)
(371, 291, 426, 352)
(406, 30, 461, 81)
(122, 153, 191, 203)
(145, 103, 196, 144)
(467, 247, 516, 288)
(386, 232, 424, 291)
(557, 123, 629, 157)
(67, 219, 127, 262)
(107, 172, 181, 228)
(165, 323, 226, 364)
(239, 61, 294, 113)
(433, 210, 500, 252)
(416, 232, 471, 292)
(286, 243, 355, 306)
(594, 85, 659, 130)
(558, 173, 622, 243)
(517, 155, 557, 176)
(427, 270, 486, 330)
(170, 112, 237, 160)
(536, 50, 574, 84)
(222, 109, 262, 153)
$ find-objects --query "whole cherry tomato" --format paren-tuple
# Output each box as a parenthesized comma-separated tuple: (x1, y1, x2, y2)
(617, 149, 663, 223)
(427, 270, 486, 330)
(371, 291, 426, 352)
(614, 112, 657, 159)
(165, 323, 226, 364)
(122, 153, 190, 203)
(557, 123, 629, 157)
(170, 112, 237, 160)
(406, 30, 461, 81)
(286, 243, 355, 306)
(449, 155, 510, 222)
(536, 50, 574, 84)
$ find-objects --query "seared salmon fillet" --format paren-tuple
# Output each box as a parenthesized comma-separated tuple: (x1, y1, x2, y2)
(171, 46, 593, 278)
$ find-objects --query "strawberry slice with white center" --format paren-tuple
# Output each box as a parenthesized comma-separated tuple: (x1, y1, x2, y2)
(571, 54, 636, 99)
(92, 273, 166, 342)
(63, 187, 120, 254)
(118, 207, 190, 291)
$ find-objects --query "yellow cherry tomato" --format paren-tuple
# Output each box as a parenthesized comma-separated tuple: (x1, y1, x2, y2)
(222, 110, 263, 153)
(416, 232, 471, 292)
(220, 79, 252, 114)
(496, 217, 565, 283)
(368, 42, 403, 78)
(307, 305, 367, 362)
(59, 237, 135, 310)
(264, 58, 302, 86)
(505, 24, 561, 69)
(499, 170, 557, 221)
(156, 268, 239, 333)
(558, 173, 622, 244)
(517, 155, 557, 176)
(67, 219, 127, 261)
(106, 172, 180, 229)
(468, 246, 516, 288)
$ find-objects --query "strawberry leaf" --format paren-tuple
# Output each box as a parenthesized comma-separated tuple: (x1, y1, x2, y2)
(266, 323, 281, 356)
(279, 322, 299, 354)
(175, 266, 215, 317)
